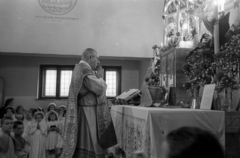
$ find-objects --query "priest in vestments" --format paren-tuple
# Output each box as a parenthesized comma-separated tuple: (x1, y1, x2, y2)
(60, 48, 117, 158)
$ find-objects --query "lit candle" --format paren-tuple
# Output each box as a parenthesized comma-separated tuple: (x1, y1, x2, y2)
(220, 0, 225, 12)
(213, 1, 219, 20)
(213, 0, 225, 19)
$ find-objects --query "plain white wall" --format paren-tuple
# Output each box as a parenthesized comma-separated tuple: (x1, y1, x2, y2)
(0, 0, 164, 58)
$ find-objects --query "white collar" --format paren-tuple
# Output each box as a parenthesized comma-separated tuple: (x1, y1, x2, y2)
(79, 60, 92, 69)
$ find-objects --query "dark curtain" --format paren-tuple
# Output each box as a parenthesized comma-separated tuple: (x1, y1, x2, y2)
(201, 16, 215, 35)
(201, 12, 230, 46)
(219, 12, 230, 45)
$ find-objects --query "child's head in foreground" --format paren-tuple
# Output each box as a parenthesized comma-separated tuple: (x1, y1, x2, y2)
(161, 126, 224, 158)
(13, 121, 24, 136)
(1, 116, 13, 133)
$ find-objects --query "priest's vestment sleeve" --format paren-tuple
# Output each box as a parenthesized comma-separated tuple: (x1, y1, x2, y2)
(83, 74, 107, 96)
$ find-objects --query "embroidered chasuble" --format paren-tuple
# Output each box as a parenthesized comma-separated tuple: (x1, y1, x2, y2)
(60, 61, 117, 158)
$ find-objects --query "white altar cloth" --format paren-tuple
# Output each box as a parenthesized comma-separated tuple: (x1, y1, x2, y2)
(111, 105, 225, 158)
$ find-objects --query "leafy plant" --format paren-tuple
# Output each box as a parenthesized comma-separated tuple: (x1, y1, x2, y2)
(183, 44, 215, 91)
(212, 32, 240, 90)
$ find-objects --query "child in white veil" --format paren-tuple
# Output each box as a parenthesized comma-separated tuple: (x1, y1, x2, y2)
(29, 111, 47, 158)
(46, 110, 63, 158)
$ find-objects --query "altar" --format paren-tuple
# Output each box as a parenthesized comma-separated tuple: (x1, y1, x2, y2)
(111, 105, 225, 158)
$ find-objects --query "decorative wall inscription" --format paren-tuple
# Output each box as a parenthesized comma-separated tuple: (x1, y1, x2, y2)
(38, 0, 77, 15)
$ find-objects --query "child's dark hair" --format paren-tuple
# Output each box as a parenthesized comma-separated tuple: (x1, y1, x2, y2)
(167, 126, 224, 158)
(29, 108, 37, 116)
(62, 110, 66, 117)
(47, 103, 56, 112)
(4, 106, 15, 114)
(48, 112, 57, 121)
(13, 121, 24, 129)
(1, 116, 13, 125)
(15, 105, 24, 114)
(34, 113, 44, 119)
(4, 98, 14, 106)
(59, 106, 66, 117)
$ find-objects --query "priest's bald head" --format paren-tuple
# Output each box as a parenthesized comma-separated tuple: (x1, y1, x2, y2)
(81, 48, 100, 71)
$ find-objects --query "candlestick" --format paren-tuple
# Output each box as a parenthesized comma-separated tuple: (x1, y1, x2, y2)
(163, 18, 166, 45)
(187, 0, 190, 33)
(214, 23, 220, 54)
(213, 2, 220, 54)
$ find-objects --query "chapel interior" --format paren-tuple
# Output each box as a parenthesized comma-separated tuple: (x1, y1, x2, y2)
(1, 0, 240, 158)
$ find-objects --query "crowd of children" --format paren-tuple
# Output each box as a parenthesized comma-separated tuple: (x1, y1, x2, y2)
(0, 98, 66, 158)
(0, 98, 148, 158)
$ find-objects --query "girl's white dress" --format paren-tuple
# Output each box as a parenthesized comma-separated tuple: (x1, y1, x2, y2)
(46, 121, 62, 150)
(56, 117, 65, 148)
(29, 120, 47, 158)
(22, 119, 31, 143)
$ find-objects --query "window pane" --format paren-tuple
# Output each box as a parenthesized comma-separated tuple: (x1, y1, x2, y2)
(106, 71, 117, 97)
(44, 70, 57, 96)
(60, 70, 72, 97)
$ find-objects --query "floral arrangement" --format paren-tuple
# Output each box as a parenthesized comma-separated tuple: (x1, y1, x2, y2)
(145, 72, 160, 87)
(183, 21, 240, 91)
(145, 46, 167, 107)
(212, 24, 240, 90)
(183, 39, 215, 91)
(211, 22, 240, 111)
(145, 45, 161, 87)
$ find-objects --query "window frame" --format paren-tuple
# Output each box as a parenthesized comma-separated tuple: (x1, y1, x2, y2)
(102, 66, 121, 99)
(38, 65, 74, 100)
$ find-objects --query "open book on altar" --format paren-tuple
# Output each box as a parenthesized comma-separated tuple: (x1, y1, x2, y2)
(116, 89, 141, 101)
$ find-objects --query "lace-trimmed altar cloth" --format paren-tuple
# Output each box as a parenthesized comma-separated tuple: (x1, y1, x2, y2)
(111, 105, 225, 158)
